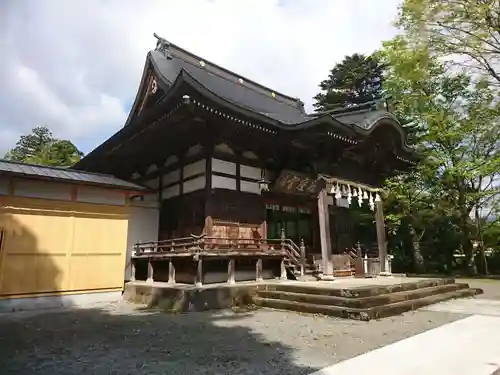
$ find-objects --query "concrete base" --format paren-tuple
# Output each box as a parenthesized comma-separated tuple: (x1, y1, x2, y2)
(319, 274, 336, 281)
(123, 281, 261, 312)
(378, 272, 393, 277)
(0, 290, 122, 313)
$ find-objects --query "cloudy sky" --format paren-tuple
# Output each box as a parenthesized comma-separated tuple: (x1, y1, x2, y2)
(0, 0, 401, 156)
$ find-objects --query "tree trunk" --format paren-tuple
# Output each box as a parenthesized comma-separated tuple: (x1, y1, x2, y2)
(475, 207, 489, 275)
(456, 180, 477, 275)
(459, 214, 477, 275)
(409, 224, 425, 273)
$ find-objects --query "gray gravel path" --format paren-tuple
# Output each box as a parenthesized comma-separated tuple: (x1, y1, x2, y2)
(0, 301, 467, 375)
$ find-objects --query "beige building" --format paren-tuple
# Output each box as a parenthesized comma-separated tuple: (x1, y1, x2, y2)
(0, 160, 149, 311)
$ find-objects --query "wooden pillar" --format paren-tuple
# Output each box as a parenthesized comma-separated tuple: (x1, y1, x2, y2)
(280, 258, 287, 280)
(227, 258, 235, 284)
(130, 259, 136, 282)
(375, 200, 391, 276)
(299, 238, 306, 277)
(318, 188, 334, 280)
(147, 259, 154, 283)
(256, 258, 263, 282)
(168, 259, 176, 284)
(195, 257, 203, 286)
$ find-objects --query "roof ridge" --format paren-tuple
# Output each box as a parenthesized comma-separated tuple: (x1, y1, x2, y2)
(153, 33, 305, 110)
(0, 158, 126, 179)
(171, 53, 306, 115)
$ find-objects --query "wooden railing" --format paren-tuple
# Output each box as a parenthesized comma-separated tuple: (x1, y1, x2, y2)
(133, 231, 307, 277)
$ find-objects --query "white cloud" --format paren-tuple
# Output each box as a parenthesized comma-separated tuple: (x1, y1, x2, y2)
(0, 0, 401, 155)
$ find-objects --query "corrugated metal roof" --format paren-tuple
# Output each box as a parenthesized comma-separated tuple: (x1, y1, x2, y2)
(0, 159, 148, 191)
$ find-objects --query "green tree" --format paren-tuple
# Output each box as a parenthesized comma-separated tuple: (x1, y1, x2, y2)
(5, 126, 53, 162)
(384, 171, 436, 273)
(4, 127, 83, 167)
(313, 53, 385, 111)
(380, 36, 500, 274)
(397, 0, 500, 86)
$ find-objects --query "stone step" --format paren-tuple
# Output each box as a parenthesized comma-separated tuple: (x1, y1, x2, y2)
(262, 278, 457, 298)
(253, 287, 482, 321)
(257, 283, 469, 309)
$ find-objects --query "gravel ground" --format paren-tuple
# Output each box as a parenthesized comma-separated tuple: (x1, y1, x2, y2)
(0, 301, 467, 375)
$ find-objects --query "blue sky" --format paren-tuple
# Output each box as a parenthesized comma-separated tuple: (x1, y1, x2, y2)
(0, 0, 401, 155)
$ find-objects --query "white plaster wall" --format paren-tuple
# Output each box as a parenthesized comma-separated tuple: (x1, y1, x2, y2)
(212, 158, 236, 175)
(241, 180, 260, 194)
(212, 175, 236, 190)
(240, 164, 261, 180)
(0, 177, 9, 195)
(183, 159, 206, 179)
(162, 169, 180, 186)
(125, 205, 159, 280)
(162, 184, 180, 199)
(77, 186, 126, 206)
(14, 180, 72, 201)
(183, 175, 206, 194)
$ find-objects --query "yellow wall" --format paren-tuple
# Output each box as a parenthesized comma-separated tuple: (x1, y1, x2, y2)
(0, 195, 129, 297)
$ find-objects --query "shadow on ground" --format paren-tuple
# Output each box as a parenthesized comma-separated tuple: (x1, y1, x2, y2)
(0, 304, 319, 375)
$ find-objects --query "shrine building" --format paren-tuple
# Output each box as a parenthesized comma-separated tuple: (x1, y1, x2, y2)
(74, 34, 418, 283)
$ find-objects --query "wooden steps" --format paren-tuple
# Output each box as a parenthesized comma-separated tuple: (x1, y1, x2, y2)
(252, 279, 483, 320)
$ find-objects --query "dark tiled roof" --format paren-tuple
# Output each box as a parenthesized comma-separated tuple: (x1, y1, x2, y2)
(149, 48, 310, 125)
(149, 39, 400, 132)
(0, 159, 147, 191)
